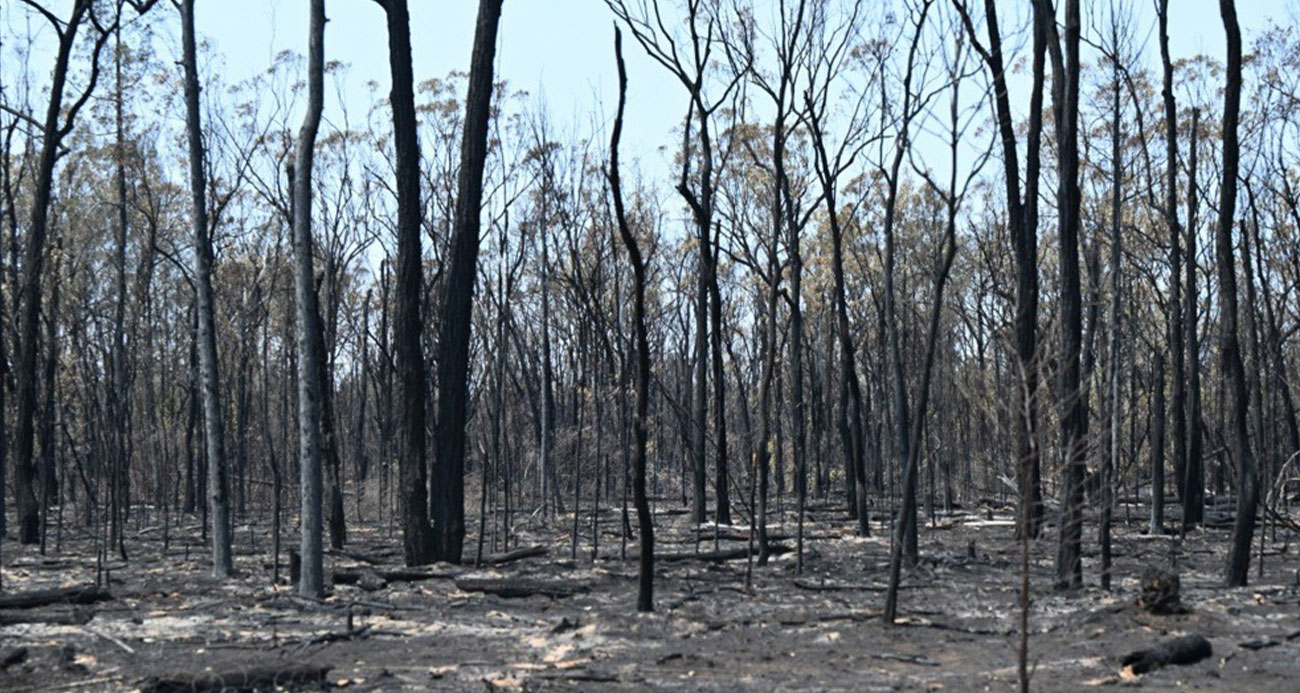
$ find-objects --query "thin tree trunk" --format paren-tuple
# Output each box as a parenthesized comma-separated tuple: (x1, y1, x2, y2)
(1218, 0, 1257, 587)
(180, 0, 232, 577)
(881, 2, 932, 575)
(110, 12, 131, 559)
(1102, 43, 1123, 591)
(1157, 0, 1184, 533)
(609, 28, 653, 611)
(956, 0, 1046, 540)
(1184, 109, 1204, 529)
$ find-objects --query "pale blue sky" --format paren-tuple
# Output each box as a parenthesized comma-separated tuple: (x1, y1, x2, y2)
(3, 1, 1295, 192)
(192, 0, 1289, 160)
(196, 0, 685, 173)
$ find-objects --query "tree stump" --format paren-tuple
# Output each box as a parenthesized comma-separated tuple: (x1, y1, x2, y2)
(1137, 567, 1186, 614)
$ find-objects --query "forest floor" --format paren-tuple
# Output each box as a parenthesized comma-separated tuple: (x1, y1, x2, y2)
(1, 497, 1298, 692)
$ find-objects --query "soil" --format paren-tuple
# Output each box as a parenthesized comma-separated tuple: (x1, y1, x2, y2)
(2, 500, 1297, 691)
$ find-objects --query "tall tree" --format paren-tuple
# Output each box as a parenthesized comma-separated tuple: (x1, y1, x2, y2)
(879, 0, 932, 575)
(378, 0, 435, 566)
(799, 0, 871, 534)
(1183, 108, 1204, 529)
(291, 0, 327, 600)
(179, 0, 233, 577)
(609, 27, 653, 611)
(1101, 4, 1126, 590)
(432, 0, 504, 563)
(109, 1, 132, 560)
(1218, 0, 1257, 587)
(607, 0, 744, 528)
(11, 0, 114, 545)
(886, 5, 974, 620)
(953, 0, 1047, 539)
(1156, 0, 1181, 535)
(1037, 0, 1087, 591)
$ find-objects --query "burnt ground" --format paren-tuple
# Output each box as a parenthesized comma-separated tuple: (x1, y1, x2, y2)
(1, 498, 1298, 692)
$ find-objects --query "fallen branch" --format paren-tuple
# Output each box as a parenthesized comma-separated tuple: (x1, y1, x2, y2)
(477, 544, 548, 566)
(872, 652, 940, 667)
(14, 675, 125, 692)
(294, 625, 372, 653)
(138, 664, 332, 692)
(81, 625, 136, 654)
(792, 579, 889, 592)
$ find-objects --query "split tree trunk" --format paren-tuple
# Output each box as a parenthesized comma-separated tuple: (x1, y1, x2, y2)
(380, 0, 435, 566)
(432, 0, 504, 563)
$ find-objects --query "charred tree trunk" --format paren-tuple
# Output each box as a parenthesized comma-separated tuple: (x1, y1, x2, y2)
(609, 28, 654, 612)
(956, 0, 1046, 539)
(1039, 0, 1087, 591)
(380, 0, 435, 565)
(290, 0, 327, 599)
(1184, 109, 1204, 528)
(432, 0, 503, 563)
(1102, 42, 1123, 591)
(180, 0, 233, 576)
(1157, 0, 1182, 535)
(14, 0, 106, 546)
(1218, 0, 1257, 587)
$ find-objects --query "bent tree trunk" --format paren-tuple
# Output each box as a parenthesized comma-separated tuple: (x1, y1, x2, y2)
(1218, 0, 1257, 587)
(609, 27, 654, 612)
(955, 0, 1046, 540)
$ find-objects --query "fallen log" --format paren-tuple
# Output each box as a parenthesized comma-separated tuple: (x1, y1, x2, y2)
(294, 625, 372, 653)
(0, 585, 111, 610)
(1121, 634, 1212, 674)
(454, 577, 589, 599)
(330, 547, 547, 587)
(872, 652, 940, 667)
(792, 579, 889, 592)
(694, 530, 792, 543)
(0, 646, 28, 671)
(331, 570, 388, 591)
(331, 567, 459, 589)
(659, 544, 792, 563)
(331, 549, 390, 566)
(0, 609, 93, 626)
(477, 544, 548, 566)
(138, 664, 332, 692)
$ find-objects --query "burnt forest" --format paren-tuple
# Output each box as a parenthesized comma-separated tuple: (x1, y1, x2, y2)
(1, 0, 1298, 690)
